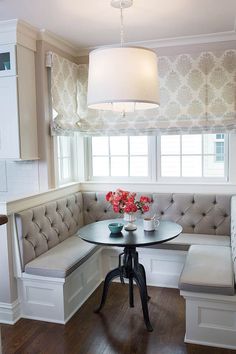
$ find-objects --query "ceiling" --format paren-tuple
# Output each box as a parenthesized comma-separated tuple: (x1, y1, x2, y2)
(0, 0, 235, 49)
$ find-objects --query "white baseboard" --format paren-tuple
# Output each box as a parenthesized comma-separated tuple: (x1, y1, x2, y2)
(184, 335, 236, 351)
(0, 299, 21, 324)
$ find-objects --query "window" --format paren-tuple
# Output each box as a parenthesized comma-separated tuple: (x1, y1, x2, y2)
(215, 134, 225, 162)
(56, 136, 75, 185)
(90, 136, 149, 178)
(85, 133, 229, 183)
(159, 134, 227, 179)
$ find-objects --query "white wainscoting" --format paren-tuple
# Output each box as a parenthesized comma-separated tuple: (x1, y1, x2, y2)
(102, 247, 187, 289)
(181, 290, 236, 350)
(18, 249, 103, 324)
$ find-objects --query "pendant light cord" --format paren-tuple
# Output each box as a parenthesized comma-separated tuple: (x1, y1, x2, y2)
(120, 1, 124, 47)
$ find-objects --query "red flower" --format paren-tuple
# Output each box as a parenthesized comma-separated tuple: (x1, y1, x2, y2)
(106, 191, 113, 202)
(140, 196, 151, 203)
(105, 189, 151, 214)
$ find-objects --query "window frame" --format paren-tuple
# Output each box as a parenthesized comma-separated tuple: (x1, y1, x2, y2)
(55, 135, 78, 186)
(157, 134, 229, 183)
(86, 136, 155, 182)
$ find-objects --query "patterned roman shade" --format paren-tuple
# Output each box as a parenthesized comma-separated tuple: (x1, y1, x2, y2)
(48, 49, 236, 136)
(77, 49, 236, 136)
(48, 52, 80, 135)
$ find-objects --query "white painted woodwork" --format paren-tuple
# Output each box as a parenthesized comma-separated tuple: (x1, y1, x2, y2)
(181, 291, 236, 350)
(18, 249, 103, 324)
(0, 30, 38, 159)
(102, 247, 187, 288)
(0, 75, 20, 158)
(0, 44, 16, 77)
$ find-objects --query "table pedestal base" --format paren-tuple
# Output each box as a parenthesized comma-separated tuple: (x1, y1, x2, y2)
(95, 246, 153, 332)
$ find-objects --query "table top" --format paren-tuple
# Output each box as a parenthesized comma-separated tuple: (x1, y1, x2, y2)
(79, 218, 182, 247)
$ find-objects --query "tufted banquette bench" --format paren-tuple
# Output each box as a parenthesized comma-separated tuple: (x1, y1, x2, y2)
(14, 192, 236, 349)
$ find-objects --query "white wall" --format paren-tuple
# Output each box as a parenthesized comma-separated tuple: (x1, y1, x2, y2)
(0, 160, 39, 200)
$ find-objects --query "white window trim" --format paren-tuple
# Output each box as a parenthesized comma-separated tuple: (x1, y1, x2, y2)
(157, 134, 229, 184)
(55, 135, 78, 187)
(84, 133, 230, 185)
(86, 136, 152, 182)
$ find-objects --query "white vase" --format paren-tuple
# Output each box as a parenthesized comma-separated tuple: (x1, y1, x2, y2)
(123, 212, 137, 231)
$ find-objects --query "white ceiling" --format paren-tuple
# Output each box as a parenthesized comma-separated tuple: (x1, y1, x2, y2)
(0, 0, 235, 49)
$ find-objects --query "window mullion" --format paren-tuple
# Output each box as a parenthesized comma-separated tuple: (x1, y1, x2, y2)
(201, 134, 204, 177)
(180, 135, 182, 177)
(108, 137, 111, 177)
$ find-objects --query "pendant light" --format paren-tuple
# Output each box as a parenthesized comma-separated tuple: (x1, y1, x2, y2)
(87, 0, 160, 114)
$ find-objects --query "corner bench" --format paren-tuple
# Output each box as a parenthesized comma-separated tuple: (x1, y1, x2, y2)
(177, 196, 236, 350)
(13, 191, 236, 349)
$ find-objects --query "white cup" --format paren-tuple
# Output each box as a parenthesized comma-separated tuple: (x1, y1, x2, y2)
(143, 217, 160, 231)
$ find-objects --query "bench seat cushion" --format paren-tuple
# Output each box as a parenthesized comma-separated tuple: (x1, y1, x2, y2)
(179, 245, 234, 295)
(24, 236, 100, 278)
(149, 233, 230, 251)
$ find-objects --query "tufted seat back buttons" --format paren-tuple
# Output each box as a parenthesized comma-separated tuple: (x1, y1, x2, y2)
(192, 225, 195, 228)
(161, 211, 164, 215)
(224, 214, 228, 217)
(104, 210, 107, 213)
(181, 212, 184, 216)
(87, 209, 90, 212)
(202, 213, 206, 216)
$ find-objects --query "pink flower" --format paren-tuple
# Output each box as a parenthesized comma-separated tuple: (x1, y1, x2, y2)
(106, 191, 113, 202)
(140, 196, 151, 203)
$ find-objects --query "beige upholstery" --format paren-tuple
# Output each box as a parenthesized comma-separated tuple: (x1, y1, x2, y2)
(15, 191, 234, 285)
(150, 233, 230, 251)
(15, 193, 84, 268)
(179, 245, 234, 295)
(83, 192, 231, 235)
(24, 236, 99, 278)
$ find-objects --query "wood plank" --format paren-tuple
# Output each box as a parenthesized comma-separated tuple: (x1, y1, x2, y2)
(1, 283, 235, 354)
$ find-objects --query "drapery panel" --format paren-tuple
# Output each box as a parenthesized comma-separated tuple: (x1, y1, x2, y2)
(77, 49, 236, 136)
(48, 52, 80, 135)
(48, 49, 235, 136)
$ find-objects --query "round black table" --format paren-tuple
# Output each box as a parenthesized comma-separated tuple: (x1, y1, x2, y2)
(79, 218, 182, 332)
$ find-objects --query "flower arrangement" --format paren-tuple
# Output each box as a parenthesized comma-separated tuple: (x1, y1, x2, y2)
(106, 189, 151, 214)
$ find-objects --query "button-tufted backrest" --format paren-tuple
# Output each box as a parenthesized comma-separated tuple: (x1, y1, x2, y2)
(83, 192, 231, 236)
(15, 193, 84, 268)
(231, 196, 236, 282)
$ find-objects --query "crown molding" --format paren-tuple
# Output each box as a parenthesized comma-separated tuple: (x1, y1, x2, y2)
(76, 30, 236, 57)
(0, 19, 38, 51)
(38, 29, 78, 57)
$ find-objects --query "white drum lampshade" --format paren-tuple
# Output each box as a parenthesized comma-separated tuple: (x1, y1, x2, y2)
(87, 46, 159, 113)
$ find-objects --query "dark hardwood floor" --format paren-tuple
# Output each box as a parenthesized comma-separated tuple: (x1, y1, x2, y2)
(1, 283, 235, 354)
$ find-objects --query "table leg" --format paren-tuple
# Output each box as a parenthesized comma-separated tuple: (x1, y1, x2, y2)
(94, 267, 121, 313)
(138, 263, 151, 301)
(95, 246, 153, 331)
(129, 277, 134, 307)
(133, 269, 153, 332)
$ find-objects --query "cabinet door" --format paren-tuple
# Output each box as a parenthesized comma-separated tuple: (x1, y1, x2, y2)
(0, 76, 20, 158)
(0, 45, 16, 77)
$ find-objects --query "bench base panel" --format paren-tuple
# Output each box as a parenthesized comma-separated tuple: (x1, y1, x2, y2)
(102, 247, 187, 288)
(181, 290, 236, 350)
(18, 250, 103, 324)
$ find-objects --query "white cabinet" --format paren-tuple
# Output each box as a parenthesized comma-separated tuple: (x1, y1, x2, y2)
(0, 44, 38, 160)
(0, 44, 16, 77)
